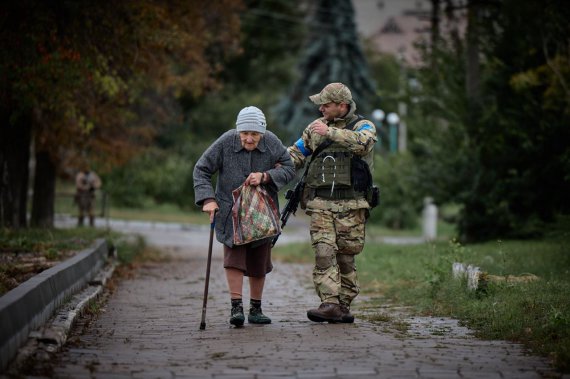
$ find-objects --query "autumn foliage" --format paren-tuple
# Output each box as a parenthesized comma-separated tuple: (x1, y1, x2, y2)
(0, 0, 244, 227)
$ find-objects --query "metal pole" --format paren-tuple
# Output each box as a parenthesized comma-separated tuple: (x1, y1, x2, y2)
(200, 214, 216, 330)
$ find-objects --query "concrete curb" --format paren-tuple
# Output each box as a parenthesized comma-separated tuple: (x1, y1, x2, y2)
(0, 239, 110, 371)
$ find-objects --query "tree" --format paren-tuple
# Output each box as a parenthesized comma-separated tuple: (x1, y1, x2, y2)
(274, 0, 379, 138)
(104, 0, 307, 210)
(181, 0, 306, 142)
(410, 0, 570, 241)
(0, 0, 244, 228)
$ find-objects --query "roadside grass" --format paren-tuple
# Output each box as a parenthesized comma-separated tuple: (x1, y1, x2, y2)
(272, 217, 570, 373)
(55, 193, 207, 225)
(0, 227, 148, 295)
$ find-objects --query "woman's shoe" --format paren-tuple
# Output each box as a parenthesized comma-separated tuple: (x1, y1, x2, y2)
(248, 307, 272, 324)
(230, 304, 245, 326)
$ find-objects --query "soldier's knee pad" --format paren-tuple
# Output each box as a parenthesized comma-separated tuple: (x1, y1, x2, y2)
(315, 243, 336, 270)
(336, 254, 356, 274)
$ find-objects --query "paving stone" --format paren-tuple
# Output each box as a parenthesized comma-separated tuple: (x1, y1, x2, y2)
(42, 223, 560, 379)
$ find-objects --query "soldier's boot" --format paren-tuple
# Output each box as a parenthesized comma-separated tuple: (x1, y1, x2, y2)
(229, 299, 245, 327)
(248, 299, 271, 324)
(339, 303, 355, 323)
(307, 303, 343, 323)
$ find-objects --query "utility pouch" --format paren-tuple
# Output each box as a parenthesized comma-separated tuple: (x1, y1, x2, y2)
(367, 185, 380, 208)
(351, 157, 373, 192)
(300, 183, 310, 210)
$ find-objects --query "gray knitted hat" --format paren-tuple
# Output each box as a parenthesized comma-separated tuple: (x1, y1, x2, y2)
(236, 106, 266, 134)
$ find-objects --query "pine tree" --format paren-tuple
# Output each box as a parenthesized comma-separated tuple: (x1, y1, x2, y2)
(274, 0, 378, 137)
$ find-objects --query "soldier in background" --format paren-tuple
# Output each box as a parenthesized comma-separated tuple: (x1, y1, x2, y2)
(75, 167, 102, 227)
(287, 83, 377, 323)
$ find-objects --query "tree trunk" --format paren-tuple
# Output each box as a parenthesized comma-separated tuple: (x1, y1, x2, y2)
(0, 115, 32, 229)
(31, 151, 56, 228)
(466, 0, 481, 112)
(431, 0, 441, 44)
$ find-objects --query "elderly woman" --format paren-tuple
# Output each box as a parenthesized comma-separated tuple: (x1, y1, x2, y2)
(193, 106, 295, 326)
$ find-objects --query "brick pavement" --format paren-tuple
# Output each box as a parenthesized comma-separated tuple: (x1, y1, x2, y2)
(48, 233, 558, 379)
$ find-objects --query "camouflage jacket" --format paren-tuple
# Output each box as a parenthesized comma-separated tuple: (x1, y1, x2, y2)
(287, 105, 377, 211)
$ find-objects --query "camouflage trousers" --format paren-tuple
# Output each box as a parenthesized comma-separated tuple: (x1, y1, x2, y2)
(308, 208, 366, 306)
(75, 191, 96, 226)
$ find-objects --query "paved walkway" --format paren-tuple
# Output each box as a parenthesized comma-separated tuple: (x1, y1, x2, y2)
(47, 217, 557, 378)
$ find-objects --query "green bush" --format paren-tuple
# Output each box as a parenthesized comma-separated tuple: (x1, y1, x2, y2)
(103, 148, 197, 209)
(370, 153, 424, 229)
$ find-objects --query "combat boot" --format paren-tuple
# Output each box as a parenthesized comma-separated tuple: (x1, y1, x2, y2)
(307, 303, 343, 323)
(229, 299, 245, 327)
(339, 303, 355, 323)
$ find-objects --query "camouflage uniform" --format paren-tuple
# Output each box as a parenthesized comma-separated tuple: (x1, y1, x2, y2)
(75, 170, 102, 227)
(287, 83, 377, 315)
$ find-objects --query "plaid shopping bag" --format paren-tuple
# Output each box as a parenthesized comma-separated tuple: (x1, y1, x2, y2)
(231, 184, 281, 246)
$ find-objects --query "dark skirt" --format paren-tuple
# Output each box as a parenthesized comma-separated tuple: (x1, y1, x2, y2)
(223, 241, 273, 277)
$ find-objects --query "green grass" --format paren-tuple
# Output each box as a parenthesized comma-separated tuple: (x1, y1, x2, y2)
(365, 217, 456, 239)
(0, 227, 148, 295)
(55, 192, 207, 225)
(272, 241, 314, 264)
(0, 227, 110, 253)
(272, 216, 570, 373)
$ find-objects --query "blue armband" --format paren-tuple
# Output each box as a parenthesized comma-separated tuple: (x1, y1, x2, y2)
(295, 138, 311, 156)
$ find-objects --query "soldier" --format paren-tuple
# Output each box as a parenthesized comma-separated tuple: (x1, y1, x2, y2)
(287, 83, 377, 323)
(75, 167, 102, 227)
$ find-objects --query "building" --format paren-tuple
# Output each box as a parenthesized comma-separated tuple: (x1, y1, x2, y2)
(354, 0, 465, 66)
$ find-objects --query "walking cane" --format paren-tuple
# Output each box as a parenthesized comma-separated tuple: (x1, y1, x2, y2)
(200, 209, 217, 330)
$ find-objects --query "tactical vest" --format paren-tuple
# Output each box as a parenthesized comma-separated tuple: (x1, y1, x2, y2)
(306, 143, 372, 200)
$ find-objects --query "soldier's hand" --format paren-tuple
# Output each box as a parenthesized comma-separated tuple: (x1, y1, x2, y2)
(310, 120, 329, 136)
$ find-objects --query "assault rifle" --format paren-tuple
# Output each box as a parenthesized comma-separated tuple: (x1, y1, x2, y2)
(271, 172, 307, 247)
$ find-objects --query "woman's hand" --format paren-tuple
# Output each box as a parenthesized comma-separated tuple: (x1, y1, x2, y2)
(202, 200, 219, 223)
(244, 172, 264, 186)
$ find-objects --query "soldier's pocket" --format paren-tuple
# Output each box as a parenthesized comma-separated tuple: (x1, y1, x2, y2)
(300, 183, 310, 210)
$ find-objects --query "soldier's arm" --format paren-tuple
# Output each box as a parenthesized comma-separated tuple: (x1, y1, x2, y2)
(75, 174, 83, 189)
(326, 120, 377, 156)
(92, 173, 102, 189)
(76, 173, 88, 191)
(287, 128, 313, 170)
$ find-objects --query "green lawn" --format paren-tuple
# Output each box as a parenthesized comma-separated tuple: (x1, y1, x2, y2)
(0, 227, 148, 295)
(55, 191, 207, 225)
(272, 217, 570, 373)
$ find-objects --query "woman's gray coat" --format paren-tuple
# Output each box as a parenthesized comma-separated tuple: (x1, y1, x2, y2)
(193, 130, 296, 247)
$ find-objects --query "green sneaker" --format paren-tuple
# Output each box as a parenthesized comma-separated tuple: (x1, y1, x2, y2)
(230, 304, 245, 326)
(248, 307, 272, 324)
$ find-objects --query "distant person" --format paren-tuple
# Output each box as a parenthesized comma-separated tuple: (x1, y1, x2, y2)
(287, 83, 377, 323)
(193, 106, 295, 327)
(75, 167, 102, 227)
